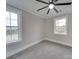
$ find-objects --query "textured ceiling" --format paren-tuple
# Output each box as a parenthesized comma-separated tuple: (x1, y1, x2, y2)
(6, 0, 72, 18)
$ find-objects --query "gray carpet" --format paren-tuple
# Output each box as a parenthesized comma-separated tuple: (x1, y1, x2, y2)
(12, 40, 72, 59)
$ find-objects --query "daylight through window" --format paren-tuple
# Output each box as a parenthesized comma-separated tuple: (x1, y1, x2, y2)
(54, 17, 67, 35)
(6, 11, 19, 43)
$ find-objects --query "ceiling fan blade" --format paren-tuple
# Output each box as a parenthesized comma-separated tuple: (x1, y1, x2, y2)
(53, 7, 58, 13)
(37, 6, 48, 11)
(52, 0, 53, 2)
(54, 2, 72, 5)
(52, 0, 58, 2)
(47, 9, 50, 14)
(36, 0, 49, 4)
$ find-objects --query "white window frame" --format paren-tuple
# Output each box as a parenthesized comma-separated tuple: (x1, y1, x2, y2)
(6, 4, 22, 44)
(54, 16, 67, 35)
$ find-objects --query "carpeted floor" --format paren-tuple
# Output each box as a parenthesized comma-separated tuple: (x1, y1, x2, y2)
(12, 40, 72, 59)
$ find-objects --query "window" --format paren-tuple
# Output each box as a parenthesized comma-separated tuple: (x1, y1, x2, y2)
(6, 5, 22, 44)
(54, 17, 67, 35)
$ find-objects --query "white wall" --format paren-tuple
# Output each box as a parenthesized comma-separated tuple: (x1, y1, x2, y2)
(44, 14, 72, 45)
(6, 10, 44, 56)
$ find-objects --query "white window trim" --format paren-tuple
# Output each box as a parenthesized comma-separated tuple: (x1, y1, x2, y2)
(6, 4, 22, 44)
(54, 16, 68, 35)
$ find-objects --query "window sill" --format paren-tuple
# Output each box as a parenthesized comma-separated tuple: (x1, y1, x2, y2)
(6, 39, 21, 45)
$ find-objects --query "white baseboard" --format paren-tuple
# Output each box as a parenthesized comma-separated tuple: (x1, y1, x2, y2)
(6, 40, 42, 58)
(45, 38, 72, 47)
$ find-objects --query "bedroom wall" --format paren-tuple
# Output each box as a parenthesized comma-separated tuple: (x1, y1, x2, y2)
(44, 14, 72, 45)
(6, 10, 44, 57)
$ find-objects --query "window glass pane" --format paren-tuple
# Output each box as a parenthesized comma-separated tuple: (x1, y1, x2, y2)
(6, 26, 11, 43)
(11, 12, 17, 20)
(11, 13, 18, 26)
(11, 19, 18, 26)
(56, 18, 66, 26)
(11, 26, 18, 41)
(6, 19, 10, 26)
(6, 11, 10, 19)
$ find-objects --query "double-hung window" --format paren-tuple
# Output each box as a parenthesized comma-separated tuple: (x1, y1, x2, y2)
(54, 17, 67, 35)
(6, 5, 22, 44)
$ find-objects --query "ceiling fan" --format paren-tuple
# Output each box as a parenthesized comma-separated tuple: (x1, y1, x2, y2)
(36, 0, 72, 14)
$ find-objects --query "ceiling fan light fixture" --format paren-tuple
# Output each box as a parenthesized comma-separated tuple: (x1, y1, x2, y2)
(49, 4, 54, 9)
(36, 0, 72, 14)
